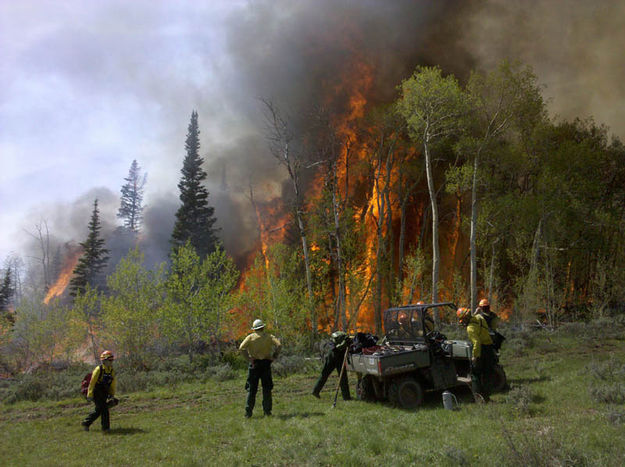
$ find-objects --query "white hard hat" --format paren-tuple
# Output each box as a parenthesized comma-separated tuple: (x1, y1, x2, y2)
(251, 319, 265, 330)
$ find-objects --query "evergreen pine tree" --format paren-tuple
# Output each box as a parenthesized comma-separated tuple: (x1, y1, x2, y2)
(69, 199, 110, 297)
(171, 111, 219, 258)
(117, 159, 147, 232)
(0, 268, 13, 312)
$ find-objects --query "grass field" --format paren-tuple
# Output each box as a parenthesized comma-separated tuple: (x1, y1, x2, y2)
(1, 324, 625, 466)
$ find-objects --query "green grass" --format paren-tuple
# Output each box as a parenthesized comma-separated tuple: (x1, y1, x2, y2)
(2, 328, 625, 466)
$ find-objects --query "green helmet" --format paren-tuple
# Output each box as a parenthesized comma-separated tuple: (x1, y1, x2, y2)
(331, 331, 348, 348)
(331, 331, 346, 341)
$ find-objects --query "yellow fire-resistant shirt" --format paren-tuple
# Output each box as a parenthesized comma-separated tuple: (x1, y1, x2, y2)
(87, 365, 116, 398)
(467, 314, 493, 359)
(239, 330, 281, 360)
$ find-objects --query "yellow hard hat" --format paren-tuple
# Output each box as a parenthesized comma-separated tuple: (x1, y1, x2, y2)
(479, 298, 490, 307)
(100, 350, 114, 361)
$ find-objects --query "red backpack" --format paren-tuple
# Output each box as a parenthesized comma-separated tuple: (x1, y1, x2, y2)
(80, 365, 102, 397)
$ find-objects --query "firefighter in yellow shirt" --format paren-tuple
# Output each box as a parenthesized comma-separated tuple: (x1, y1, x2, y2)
(239, 319, 281, 418)
(81, 350, 118, 432)
(457, 308, 495, 402)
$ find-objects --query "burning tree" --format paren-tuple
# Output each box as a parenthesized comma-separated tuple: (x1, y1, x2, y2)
(261, 100, 316, 335)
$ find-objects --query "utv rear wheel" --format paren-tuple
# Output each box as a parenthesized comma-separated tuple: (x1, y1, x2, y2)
(389, 377, 423, 409)
(491, 365, 507, 393)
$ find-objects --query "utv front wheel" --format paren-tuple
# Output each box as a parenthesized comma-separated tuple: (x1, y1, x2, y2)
(389, 377, 423, 409)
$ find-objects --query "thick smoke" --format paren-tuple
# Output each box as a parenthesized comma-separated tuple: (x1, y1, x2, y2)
(461, 0, 625, 138)
(202, 0, 469, 261)
(202, 0, 625, 262)
(16, 0, 625, 279)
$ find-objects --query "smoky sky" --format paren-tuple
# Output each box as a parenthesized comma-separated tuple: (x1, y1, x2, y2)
(2, 0, 624, 271)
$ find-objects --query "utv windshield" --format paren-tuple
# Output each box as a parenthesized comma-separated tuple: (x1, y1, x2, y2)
(383, 303, 456, 341)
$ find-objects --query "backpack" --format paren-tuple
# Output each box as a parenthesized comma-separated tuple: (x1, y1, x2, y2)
(351, 332, 378, 353)
(80, 365, 103, 397)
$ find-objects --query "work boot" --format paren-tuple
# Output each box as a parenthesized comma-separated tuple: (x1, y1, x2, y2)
(245, 411, 252, 418)
(81, 422, 89, 432)
(312, 391, 320, 399)
(264, 412, 272, 417)
(102, 429, 110, 434)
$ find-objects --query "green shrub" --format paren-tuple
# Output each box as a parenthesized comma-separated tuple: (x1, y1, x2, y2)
(584, 358, 625, 381)
(589, 383, 625, 405)
(206, 364, 236, 381)
(272, 355, 316, 377)
(606, 408, 625, 425)
(442, 446, 470, 466)
(220, 349, 247, 370)
(501, 424, 588, 467)
(505, 385, 534, 416)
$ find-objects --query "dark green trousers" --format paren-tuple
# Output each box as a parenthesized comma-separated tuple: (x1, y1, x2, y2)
(245, 359, 273, 416)
(313, 348, 351, 400)
(471, 344, 495, 400)
(83, 388, 110, 430)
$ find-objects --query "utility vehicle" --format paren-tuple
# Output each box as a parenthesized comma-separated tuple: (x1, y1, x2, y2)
(346, 302, 507, 409)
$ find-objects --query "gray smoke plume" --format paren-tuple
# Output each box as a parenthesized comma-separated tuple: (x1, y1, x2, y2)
(15, 0, 625, 279)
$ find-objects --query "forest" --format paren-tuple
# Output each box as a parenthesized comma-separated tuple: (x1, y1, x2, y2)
(1, 61, 625, 373)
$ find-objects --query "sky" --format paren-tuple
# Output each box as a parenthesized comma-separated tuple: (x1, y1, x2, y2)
(2, 0, 624, 268)
(0, 0, 252, 263)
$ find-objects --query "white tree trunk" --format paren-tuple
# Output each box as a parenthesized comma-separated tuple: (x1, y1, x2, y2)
(470, 154, 479, 312)
(423, 137, 440, 315)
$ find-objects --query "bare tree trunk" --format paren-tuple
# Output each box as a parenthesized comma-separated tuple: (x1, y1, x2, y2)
(282, 143, 315, 337)
(26, 220, 52, 290)
(488, 239, 498, 303)
(88, 321, 98, 363)
(373, 168, 385, 335)
(423, 137, 440, 319)
(332, 177, 347, 329)
(470, 153, 479, 312)
(262, 100, 315, 337)
(385, 173, 394, 306)
(398, 179, 419, 288)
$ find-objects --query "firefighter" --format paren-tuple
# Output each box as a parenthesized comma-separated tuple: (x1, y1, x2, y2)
(239, 319, 281, 418)
(312, 331, 351, 400)
(457, 307, 495, 402)
(475, 298, 499, 330)
(81, 350, 118, 432)
(475, 298, 505, 351)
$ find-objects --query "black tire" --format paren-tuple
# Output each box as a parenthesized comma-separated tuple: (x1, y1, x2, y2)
(389, 377, 424, 409)
(356, 375, 376, 401)
(491, 365, 507, 393)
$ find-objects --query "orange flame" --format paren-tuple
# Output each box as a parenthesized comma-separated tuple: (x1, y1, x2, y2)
(44, 249, 82, 304)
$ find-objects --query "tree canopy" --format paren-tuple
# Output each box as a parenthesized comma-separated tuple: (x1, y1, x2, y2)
(171, 111, 220, 258)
